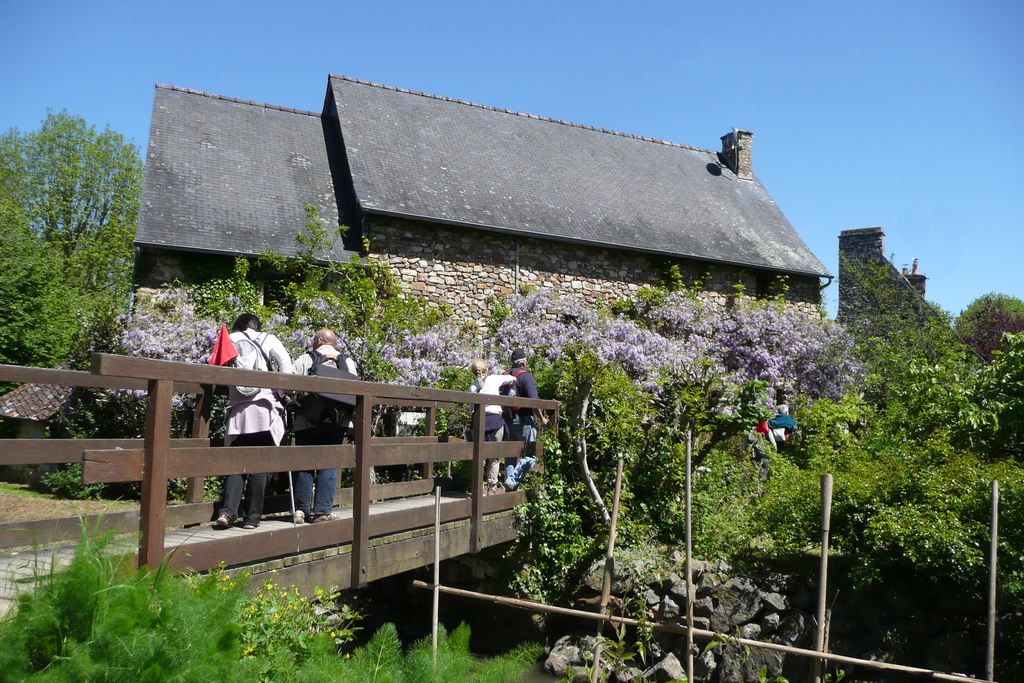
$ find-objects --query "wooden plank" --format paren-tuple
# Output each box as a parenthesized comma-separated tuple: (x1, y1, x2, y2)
(186, 387, 213, 503)
(139, 379, 172, 568)
(351, 395, 372, 588)
(0, 438, 208, 466)
(165, 516, 355, 572)
(256, 513, 519, 594)
(0, 364, 203, 395)
(335, 479, 436, 507)
(370, 441, 473, 466)
(91, 354, 559, 410)
(471, 406, 485, 553)
(368, 436, 448, 445)
(82, 444, 356, 483)
(424, 406, 436, 479)
(366, 498, 472, 538)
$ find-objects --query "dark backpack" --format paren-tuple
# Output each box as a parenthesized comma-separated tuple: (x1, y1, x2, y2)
(502, 368, 529, 420)
(299, 351, 358, 428)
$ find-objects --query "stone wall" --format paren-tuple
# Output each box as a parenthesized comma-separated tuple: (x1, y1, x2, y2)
(365, 215, 821, 328)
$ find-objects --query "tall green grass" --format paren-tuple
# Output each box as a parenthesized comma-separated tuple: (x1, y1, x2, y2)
(0, 530, 541, 682)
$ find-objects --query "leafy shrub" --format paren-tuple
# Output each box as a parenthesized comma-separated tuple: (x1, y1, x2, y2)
(336, 622, 541, 683)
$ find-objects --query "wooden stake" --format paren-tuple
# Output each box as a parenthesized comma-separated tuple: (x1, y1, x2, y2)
(986, 479, 999, 682)
(590, 455, 625, 682)
(685, 429, 694, 683)
(139, 379, 172, 568)
(813, 473, 833, 683)
(432, 485, 442, 672)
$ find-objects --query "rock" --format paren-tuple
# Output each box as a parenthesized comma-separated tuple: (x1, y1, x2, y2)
(661, 594, 681, 620)
(694, 596, 715, 619)
(583, 559, 635, 595)
(761, 612, 781, 634)
(710, 577, 764, 633)
(774, 610, 811, 647)
(643, 588, 661, 609)
(718, 642, 785, 683)
(614, 666, 643, 682)
(694, 647, 718, 680)
(666, 572, 690, 602)
(545, 633, 596, 676)
(543, 652, 573, 678)
(642, 653, 685, 682)
(763, 591, 788, 612)
(740, 623, 762, 640)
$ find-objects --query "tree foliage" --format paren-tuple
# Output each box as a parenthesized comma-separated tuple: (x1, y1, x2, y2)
(956, 293, 1024, 362)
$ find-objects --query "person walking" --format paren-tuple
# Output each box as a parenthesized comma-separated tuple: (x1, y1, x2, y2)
(468, 359, 515, 495)
(214, 313, 293, 530)
(290, 329, 358, 523)
(503, 348, 548, 491)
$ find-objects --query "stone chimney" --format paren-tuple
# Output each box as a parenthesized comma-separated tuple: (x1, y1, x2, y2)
(837, 227, 887, 324)
(720, 129, 754, 180)
(906, 258, 927, 297)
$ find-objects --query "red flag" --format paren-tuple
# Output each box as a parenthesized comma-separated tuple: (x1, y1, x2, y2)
(208, 324, 238, 366)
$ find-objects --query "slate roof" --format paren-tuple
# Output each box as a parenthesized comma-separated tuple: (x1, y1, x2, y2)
(0, 384, 71, 422)
(136, 84, 348, 260)
(137, 77, 828, 277)
(328, 76, 829, 277)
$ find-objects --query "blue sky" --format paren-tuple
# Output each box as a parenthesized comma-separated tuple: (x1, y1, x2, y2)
(2, 0, 1021, 316)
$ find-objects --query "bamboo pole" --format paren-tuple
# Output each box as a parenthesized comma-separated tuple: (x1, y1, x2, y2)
(813, 473, 834, 683)
(590, 455, 625, 683)
(410, 581, 989, 683)
(432, 486, 442, 671)
(684, 429, 694, 683)
(986, 479, 999, 682)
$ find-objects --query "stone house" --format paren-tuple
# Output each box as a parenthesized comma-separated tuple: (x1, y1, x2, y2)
(134, 75, 830, 325)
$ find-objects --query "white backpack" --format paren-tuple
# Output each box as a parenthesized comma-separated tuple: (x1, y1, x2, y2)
(232, 332, 274, 397)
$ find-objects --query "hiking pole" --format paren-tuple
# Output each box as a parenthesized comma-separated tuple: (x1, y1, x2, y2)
(288, 471, 297, 526)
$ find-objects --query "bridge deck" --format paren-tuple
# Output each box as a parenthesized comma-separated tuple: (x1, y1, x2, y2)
(0, 490, 522, 616)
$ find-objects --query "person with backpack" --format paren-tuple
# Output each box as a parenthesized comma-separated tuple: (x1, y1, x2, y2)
(503, 348, 549, 491)
(468, 359, 516, 495)
(290, 329, 358, 523)
(214, 313, 293, 530)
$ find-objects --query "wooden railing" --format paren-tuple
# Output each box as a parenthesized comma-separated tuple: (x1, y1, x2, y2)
(1, 356, 559, 588)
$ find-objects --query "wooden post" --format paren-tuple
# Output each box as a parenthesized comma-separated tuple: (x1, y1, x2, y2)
(590, 455, 625, 683)
(432, 485, 442, 670)
(685, 429, 695, 683)
(470, 404, 485, 553)
(139, 379, 173, 568)
(185, 385, 213, 504)
(351, 395, 373, 588)
(813, 473, 834, 683)
(424, 406, 436, 481)
(986, 479, 999, 682)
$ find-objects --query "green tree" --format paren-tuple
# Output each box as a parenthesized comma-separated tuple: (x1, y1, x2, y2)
(956, 293, 1024, 362)
(0, 110, 142, 303)
(0, 187, 77, 366)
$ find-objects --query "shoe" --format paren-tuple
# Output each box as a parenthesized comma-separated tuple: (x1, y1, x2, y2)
(214, 515, 232, 529)
(309, 514, 335, 523)
(242, 522, 259, 529)
(503, 481, 518, 492)
(293, 510, 306, 524)
(486, 485, 502, 496)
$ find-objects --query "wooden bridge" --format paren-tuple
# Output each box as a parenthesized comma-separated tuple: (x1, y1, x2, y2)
(0, 356, 558, 610)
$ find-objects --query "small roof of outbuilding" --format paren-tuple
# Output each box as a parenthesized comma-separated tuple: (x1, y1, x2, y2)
(327, 76, 829, 277)
(0, 384, 71, 423)
(135, 85, 348, 260)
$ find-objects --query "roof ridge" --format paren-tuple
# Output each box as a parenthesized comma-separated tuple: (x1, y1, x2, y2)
(328, 74, 717, 155)
(154, 83, 320, 118)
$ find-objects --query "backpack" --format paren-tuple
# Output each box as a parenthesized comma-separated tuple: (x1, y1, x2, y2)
(231, 332, 274, 397)
(299, 350, 358, 428)
(502, 368, 528, 419)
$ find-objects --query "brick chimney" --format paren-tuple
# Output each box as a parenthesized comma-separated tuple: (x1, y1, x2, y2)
(906, 258, 927, 297)
(837, 227, 887, 324)
(720, 129, 754, 180)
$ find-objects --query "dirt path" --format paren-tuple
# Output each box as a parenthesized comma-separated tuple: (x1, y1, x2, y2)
(0, 484, 135, 524)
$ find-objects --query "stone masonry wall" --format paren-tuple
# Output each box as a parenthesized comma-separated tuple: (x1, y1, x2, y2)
(838, 227, 931, 326)
(365, 215, 821, 328)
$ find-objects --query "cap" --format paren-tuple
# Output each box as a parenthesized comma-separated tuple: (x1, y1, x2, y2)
(510, 348, 528, 363)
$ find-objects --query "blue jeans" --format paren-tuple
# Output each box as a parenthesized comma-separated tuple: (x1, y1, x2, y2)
(505, 415, 537, 490)
(293, 468, 337, 517)
(294, 428, 342, 516)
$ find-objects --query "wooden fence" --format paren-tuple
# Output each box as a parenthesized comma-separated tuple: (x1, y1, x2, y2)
(0, 356, 559, 589)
